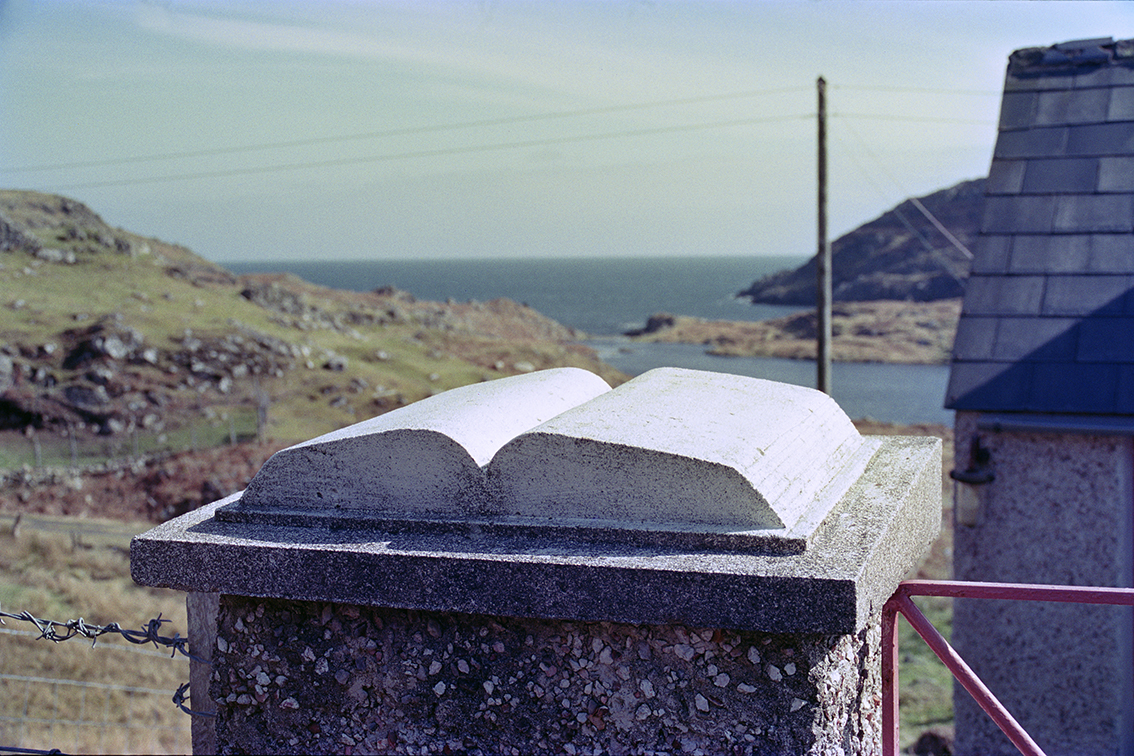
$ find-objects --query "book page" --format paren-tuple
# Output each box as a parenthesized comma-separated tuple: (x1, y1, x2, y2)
(487, 367, 866, 530)
(237, 367, 611, 517)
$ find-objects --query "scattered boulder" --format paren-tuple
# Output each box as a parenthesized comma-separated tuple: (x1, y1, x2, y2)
(0, 355, 15, 392)
(0, 214, 40, 254)
(61, 320, 145, 369)
(624, 313, 677, 337)
(63, 384, 110, 409)
(34, 247, 76, 264)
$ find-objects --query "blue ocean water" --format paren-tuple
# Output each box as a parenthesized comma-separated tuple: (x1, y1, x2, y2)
(226, 255, 806, 336)
(225, 255, 953, 424)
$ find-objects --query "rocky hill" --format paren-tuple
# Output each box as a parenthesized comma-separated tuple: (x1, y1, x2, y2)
(0, 190, 624, 520)
(739, 178, 984, 304)
(628, 299, 960, 365)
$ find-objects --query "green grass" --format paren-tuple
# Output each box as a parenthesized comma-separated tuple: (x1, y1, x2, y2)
(898, 594, 955, 743)
(0, 409, 260, 470)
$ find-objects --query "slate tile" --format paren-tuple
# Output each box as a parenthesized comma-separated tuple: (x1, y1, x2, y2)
(1035, 88, 1111, 125)
(1041, 48, 1073, 67)
(993, 316, 1078, 362)
(1021, 158, 1099, 193)
(1087, 233, 1134, 273)
(999, 92, 1038, 130)
(980, 195, 1055, 234)
(1029, 362, 1118, 413)
(1097, 157, 1134, 192)
(1009, 234, 1090, 274)
(1107, 85, 1134, 121)
(970, 235, 1012, 274)
(945, 361, 1032, 411)
(1041, 274, 1130, 316)
(1006, 70, 1075, 92)
(994, 127, 1068, 159)
(1053, 194, 1134, 233)
(951, 317, 998, 361)
(963, 275, 1045, 316)
(1067, 122, 1134, 156)
(1078, 317, 1134, 362)
(1075, 64, 1134, 89)
(986, 160, 1026, 195)
(1116, 366, 1134, 413)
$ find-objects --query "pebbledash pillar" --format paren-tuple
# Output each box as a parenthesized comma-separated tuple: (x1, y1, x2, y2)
(131, 367, 941, 755)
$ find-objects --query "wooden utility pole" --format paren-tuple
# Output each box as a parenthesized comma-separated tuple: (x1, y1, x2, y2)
(816, 77, 832, 395)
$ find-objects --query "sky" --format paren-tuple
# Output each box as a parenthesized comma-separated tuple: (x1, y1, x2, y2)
(1, 1, 1132, 263)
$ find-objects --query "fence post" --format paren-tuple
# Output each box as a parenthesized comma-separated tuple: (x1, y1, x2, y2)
(187, 592, 219, 755)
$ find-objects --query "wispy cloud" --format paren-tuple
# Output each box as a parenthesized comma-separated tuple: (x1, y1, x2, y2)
(133, 2, 421, 61)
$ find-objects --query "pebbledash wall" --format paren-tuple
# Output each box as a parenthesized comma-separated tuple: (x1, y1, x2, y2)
(946, 37, 1134, 756)
(209, 596, 879, 754)
(949, 413, 1133, 756)
(133, 367, 941, 755)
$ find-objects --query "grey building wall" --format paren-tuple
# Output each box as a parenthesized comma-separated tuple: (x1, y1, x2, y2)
(952, 410, 1134, 755)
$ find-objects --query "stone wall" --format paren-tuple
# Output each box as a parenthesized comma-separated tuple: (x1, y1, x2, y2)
(211, 596, 882, 756)
(952, 410, 1134, 755)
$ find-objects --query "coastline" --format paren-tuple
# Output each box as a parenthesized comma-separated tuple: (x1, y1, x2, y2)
(627, 299, 961, 365)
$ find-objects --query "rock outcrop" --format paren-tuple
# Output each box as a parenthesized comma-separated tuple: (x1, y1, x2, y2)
(739, 178, 984, 304)
(0, 190, 623, 450)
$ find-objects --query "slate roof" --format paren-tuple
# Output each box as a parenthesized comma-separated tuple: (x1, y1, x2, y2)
(946, 37, 1134, 415)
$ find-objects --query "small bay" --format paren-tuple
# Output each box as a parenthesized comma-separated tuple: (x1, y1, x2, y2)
(226, 255, 952, 425)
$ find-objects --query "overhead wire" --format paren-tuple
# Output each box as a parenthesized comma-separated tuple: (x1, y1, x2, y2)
(833, 117, 972, 283)
(836, 114, 976, 259)
(6, 83, 995, 196)
(833, 113, 996, 126)
(2, 86, 811, 174)
(831, 84, 1000, 97)
(29, 113, 814, 191)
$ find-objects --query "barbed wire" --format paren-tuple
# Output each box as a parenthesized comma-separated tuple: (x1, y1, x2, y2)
(0, 604, 216, 725)
(172, 681, 212, 718)
(0, 627, 178, 659)
(0, 604, 201, 663)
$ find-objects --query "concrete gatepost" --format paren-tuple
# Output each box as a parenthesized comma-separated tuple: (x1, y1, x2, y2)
(132, 367, 941, 755)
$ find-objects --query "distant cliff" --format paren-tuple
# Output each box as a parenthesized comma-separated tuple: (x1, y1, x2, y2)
(739, 178, 984, 304)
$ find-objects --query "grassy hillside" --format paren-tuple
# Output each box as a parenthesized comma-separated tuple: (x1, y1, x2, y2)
(0, 190, 624, 460)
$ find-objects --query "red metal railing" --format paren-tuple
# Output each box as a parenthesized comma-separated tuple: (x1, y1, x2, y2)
(882, 580, 1134, 756)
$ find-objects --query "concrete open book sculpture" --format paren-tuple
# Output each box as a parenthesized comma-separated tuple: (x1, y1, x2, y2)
(133, 364, 939, 635)
(219, 367, 880, 554)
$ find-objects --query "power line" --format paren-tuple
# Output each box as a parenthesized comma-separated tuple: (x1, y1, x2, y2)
(832, 84, 1000, 96)
(833, 119, 972, 277)
(36, 113, 814, 191)
(832, 112, 996, 126)
(1, 86, 811, 174)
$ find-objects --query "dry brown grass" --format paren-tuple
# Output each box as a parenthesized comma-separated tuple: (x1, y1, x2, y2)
(631, 299, 961, 365)
(0, 515, 191, 755)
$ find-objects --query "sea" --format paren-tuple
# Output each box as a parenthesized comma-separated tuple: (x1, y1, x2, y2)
(225, 255, 953, 425)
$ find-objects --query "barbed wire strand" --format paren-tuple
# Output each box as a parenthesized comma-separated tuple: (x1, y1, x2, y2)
(0, 604, 217, 730)
(0, 604, 202, 664)
(0, 628, 185, 659)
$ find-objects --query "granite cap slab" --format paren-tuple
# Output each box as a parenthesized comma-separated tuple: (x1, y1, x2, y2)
(132, 435, 942, 634)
